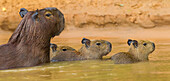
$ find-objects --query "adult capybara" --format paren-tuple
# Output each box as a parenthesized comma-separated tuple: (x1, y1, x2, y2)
(50, 43, 80, 62)
(78, 38, 112, 60)
(0, 7, 65, 70)
(111, 39, 155, 64)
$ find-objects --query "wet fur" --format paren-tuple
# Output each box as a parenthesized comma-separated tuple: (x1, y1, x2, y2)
(111, 40, 155, 64)
(78, 39, 112, 60)
(50, 39, 112, 62)
(50, 45, 80, 61)
(111, 52, 139, 64)
(51, 51, 81, 62)
(0, 7, 65, 70)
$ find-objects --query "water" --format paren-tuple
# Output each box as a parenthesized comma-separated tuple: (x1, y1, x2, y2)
(0, 28, 170, 81)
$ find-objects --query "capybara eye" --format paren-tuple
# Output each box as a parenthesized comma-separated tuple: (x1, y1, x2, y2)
(96, 43, 101, 46)
(143, 43, 147, 46)
(46, 13, 51, 17)
(62, 49, 67, 51)
(45, 11, 53, 18)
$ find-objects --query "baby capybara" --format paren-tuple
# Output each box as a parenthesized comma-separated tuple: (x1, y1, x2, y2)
(50, 43, 80, 62)
(0, 7, 65, 70)
(78, 38, 112, 60)
(50, 38, 112, 62)
(111, 39, 155, 64)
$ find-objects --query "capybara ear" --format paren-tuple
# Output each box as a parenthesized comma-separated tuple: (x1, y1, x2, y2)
(50, 43, 57, 52)
(132, 40, 138, 48)
(19, 8, 28, 18)
(127, 39, 133, 46)
(81, 38, 91, 48)
(32, 9, 39, 20)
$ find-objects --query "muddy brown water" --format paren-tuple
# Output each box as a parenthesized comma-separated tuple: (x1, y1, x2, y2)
(0, 27, 170, 81)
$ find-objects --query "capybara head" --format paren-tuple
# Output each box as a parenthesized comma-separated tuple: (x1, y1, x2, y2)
(9, 7, 65, 44)
(127, 39, 155, 60)
(50, 43, 77, 59)
(50, 43, 79, 62)
(79, 38, 112, 59)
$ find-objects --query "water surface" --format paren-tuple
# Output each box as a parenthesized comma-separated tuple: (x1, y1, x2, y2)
(0, 28, 170, 81)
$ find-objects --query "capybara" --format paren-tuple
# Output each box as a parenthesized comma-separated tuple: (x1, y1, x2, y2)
(50, 43, 80, 62)
(111, 39, 155, 64)
(0, 7, 65, 70)
(50, 38, 112, 62)
(78, 38, 112, 60)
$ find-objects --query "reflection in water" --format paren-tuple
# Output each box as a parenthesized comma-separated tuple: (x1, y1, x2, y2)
(0, 29, 170, 81)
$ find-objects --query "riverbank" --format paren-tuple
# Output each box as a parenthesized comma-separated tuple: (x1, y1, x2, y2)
(0, 0, 170, 31)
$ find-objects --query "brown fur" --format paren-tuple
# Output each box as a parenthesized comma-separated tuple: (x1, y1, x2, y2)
(50, 44, 80, 62)
(78, 38, 112, 60)
(111, 39, 155, 64)
(0, 7, 65, 70)
(50, 38, 112, 62)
